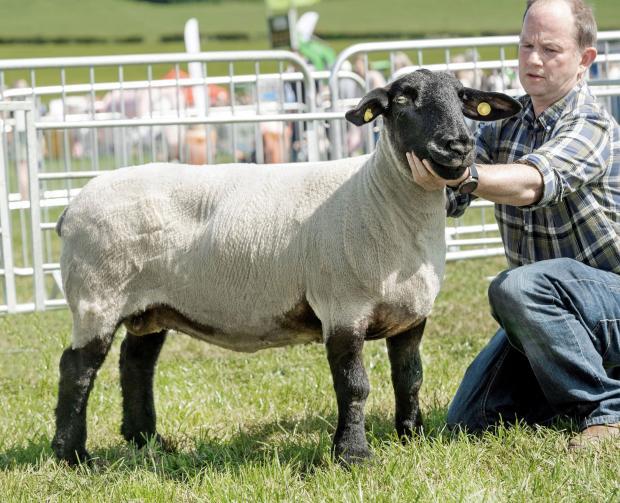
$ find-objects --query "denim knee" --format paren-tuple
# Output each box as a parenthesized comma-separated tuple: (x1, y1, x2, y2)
(488, 259, 602, 346)
(488, 259, 593, 322)
(488, 268, 532, 324)
(487, 263, 558, 347)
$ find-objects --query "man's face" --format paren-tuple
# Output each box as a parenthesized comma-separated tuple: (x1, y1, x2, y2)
(519, 0, 588, 114)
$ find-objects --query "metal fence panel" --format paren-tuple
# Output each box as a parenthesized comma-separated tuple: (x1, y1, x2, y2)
(0, 100, 43, 313)
(1, 34, 620, 313)
(0, 50, 327, 312)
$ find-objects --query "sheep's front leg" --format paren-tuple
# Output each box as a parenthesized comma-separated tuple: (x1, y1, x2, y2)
(119, 331, 167, 447)
(52, 336, 113, 465)
(386, 320, 425, 440)
(326, 329, 371, 463)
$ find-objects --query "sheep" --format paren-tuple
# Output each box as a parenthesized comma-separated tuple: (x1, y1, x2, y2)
(51, 69, 521, 465)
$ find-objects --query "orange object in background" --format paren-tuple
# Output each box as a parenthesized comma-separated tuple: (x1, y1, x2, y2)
(186, 127, 217, 165)
(163, 68, 231, 109)
(163, 68, 194, 106)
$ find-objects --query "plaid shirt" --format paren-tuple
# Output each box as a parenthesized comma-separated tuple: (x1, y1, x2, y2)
(447, 81, 620, 273)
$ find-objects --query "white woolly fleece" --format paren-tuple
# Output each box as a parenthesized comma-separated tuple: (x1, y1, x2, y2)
(59, 139, 446, 351)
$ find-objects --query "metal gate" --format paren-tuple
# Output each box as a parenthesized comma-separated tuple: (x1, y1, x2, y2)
(0, 50, 336, 313)
(2, 34, 620, 313)
(0, 100, 42, 313)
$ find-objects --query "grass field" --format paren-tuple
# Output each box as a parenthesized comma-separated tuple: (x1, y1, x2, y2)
(3, 0, 620, 43)
(1, 256, 618, 501)
(1, 0, 619, 61)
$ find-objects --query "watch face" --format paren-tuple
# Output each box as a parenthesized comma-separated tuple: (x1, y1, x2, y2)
(459, 180, 478, 194)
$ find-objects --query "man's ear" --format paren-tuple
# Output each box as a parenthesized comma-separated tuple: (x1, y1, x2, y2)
(460, 88, 522, 121)
(345, 87, 390, 126)
(578, 46, 597, 79)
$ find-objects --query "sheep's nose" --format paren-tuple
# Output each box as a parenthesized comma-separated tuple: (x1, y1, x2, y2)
(446, 135, 474, 155)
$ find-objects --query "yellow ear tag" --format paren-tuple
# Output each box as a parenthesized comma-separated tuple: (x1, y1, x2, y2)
(477, 102, 492, 116)
(364, 108, 374, 122)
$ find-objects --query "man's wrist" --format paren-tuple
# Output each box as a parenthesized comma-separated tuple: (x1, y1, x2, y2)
(448, 166, 471, 190)
(448, 164, 479, 195)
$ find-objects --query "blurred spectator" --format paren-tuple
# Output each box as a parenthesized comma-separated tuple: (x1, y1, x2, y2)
(99, 68, 231, 164)
(392, 51, 413, 75)
(353, 55, 387, 90)
(346, 56, 387, 155)
(450, 50, 483, 88)
(10, 79, 31, 199)
(257, 77, 294, 163)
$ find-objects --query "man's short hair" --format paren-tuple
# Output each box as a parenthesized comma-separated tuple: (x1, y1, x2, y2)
(524, 0, 598, 50)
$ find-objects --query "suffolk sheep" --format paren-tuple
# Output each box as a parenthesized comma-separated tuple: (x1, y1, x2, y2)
(52, 69, 521, 465)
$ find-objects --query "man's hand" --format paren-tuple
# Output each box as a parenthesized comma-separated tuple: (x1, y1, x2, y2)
(406, 151, 469, 192)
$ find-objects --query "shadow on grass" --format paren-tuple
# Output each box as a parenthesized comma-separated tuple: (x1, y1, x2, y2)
(0, 410, 421, 474)
(0, 436, 52, 469)
(0, 407, 578, 478)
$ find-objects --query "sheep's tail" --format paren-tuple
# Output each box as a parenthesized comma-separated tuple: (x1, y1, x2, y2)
(56, 207, 68, 237)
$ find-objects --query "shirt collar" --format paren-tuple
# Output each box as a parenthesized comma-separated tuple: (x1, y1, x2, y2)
(520, 80, 587, 131)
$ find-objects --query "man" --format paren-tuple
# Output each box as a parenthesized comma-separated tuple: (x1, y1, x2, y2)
(408, 0, 620, 449)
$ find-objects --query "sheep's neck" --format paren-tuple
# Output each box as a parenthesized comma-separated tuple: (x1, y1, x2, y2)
(363, 134, 446, 219)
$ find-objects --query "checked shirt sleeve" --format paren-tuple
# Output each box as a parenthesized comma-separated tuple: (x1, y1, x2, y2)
(518, 111, 612, 209)
(445, 188, 472, 218)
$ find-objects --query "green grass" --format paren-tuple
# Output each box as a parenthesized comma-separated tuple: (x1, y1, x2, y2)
(1, 256, 618, 501)
(1, 0, 619, 44)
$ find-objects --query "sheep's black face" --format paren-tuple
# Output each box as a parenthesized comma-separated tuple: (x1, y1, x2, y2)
(345, 69, 522, 180)
(386, 71, 474, 180)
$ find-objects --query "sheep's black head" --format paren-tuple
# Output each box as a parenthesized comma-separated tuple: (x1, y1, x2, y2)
(345, 69, 521, 180)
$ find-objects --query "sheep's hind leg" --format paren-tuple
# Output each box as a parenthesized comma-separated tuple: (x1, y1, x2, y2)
(119, 331, 167, 448)
(326, 328, 371, 464)
(386, 320, 425, 440)
(52, 335, 114, 465)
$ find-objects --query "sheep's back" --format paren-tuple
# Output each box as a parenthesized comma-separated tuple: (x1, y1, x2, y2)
(59, 159, 366, 345)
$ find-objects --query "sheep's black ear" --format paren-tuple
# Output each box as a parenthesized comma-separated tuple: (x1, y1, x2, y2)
(345, 88, 390, 126)
(460, 88, 522, 121)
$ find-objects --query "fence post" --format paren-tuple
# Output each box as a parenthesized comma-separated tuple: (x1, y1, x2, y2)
(24, 101, 45, 311)
(0, 103, 16, 312)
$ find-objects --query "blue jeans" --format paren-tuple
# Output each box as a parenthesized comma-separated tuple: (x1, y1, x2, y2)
(447, 258, 620, 432)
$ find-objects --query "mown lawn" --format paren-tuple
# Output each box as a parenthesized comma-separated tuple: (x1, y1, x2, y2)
(2, 0, 620, 44)
(1, 0, 619, 63)
(0, 256, 618, 501)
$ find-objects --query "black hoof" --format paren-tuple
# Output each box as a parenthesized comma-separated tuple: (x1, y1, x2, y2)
(333, 444, 373, 466)
(123, 431, 154, 448)
(53, 444, 92, 466)
(396, 418, 423, 443)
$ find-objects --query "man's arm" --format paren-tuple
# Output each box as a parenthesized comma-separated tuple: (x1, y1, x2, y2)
(475, 163, 543, 205)
(407, 153, 544, 206)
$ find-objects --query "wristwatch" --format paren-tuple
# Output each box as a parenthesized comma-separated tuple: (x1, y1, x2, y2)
(450, 164, 479, 194)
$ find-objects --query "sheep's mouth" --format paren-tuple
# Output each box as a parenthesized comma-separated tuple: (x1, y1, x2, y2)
(425, 141, 475, 179)
(427, 158, 470, 181)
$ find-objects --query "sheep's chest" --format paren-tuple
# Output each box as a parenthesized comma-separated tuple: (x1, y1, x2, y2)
(363, 264, 442, 339)
(364, 303, 425, 340)
(270, 298, 426, 342)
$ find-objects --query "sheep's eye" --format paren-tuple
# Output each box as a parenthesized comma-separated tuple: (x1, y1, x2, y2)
(394, 95, 409, 105)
